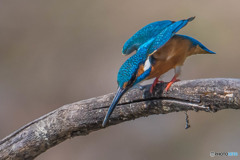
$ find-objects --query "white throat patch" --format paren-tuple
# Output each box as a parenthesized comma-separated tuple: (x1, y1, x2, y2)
(144, 57, 151, 71)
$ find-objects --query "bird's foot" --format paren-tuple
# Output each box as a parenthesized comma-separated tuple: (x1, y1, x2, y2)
(150, 77, 163, 93)
(164, 77, 180, 92)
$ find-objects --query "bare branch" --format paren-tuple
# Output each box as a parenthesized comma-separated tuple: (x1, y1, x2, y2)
(0, 78, 240, 160)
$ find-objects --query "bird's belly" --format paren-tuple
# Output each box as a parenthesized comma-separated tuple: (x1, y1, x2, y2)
(146, 62, 173, 79)
(146, 56, 186, 80)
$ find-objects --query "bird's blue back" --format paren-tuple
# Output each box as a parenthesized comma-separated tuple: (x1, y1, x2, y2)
(147, 17, 195, 54)
(122, 17, 195, 56)
(122, 20, 173, 55)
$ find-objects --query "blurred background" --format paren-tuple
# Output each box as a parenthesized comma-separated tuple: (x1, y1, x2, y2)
(0, 0, 240, 159)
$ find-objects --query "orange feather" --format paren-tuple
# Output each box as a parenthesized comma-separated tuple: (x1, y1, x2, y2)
(146, 35, 207, 80)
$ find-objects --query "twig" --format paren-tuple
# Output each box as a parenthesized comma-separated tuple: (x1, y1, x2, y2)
(0, 78, 239, 160)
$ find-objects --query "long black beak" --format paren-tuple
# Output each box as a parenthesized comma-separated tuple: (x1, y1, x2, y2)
(102, 87, 127, 127)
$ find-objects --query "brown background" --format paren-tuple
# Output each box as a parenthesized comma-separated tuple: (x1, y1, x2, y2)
(0, 0, 240, 160)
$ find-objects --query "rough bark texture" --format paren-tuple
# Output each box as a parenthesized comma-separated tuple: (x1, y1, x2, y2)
(0, 78, 240, 160)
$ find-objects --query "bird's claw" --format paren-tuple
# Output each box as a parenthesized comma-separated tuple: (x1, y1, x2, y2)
(164, 78, 180, 92)
(150, 78, 164, 93)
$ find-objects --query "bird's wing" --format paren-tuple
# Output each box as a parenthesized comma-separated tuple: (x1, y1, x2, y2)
(122, 20, 173, 55)
(175, 34, 216, 54)
(147, 17, 195, 55)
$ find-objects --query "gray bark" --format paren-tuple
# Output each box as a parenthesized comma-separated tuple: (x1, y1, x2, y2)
(0, 78, 240, 160)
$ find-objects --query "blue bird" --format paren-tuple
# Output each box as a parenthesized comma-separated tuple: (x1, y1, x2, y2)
(102, 17, 214, 127)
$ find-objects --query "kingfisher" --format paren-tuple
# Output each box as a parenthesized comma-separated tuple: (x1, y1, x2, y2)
(102, 17, 215, 127)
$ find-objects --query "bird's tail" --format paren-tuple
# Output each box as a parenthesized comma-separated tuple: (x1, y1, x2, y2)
(176, 34, 216, 54)
(102, 87, 127, 127)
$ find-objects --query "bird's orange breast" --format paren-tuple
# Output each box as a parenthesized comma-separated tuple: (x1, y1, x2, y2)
(146, 35, 195, 79)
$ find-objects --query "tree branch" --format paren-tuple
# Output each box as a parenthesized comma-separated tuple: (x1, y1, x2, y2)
(0, 78, 240, 160)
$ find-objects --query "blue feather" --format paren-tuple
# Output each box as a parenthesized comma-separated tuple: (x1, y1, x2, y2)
(134, 67, 151, 85)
